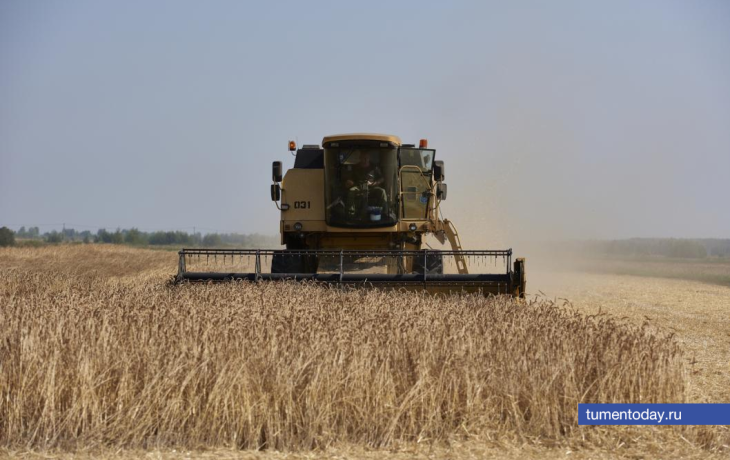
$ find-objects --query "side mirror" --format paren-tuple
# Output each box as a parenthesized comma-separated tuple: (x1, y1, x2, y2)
(272, 161, 283, 183)
(433, 161, 445, 182)
(271, 183, 281, 202)
(437, 183, 447, 200)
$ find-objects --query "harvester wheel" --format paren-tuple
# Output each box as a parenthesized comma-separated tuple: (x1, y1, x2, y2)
(302, 254, 319, 273)
(271, 251, 319, 274)
(412, 250, 444, 275)
(271, 251, 305, 274)
(513, 258, 526, 298)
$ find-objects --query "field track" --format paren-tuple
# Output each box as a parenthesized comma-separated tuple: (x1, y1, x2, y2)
(536, 270, 730, 404)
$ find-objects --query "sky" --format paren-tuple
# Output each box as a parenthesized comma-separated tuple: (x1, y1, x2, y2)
(1, 0, 729, 247)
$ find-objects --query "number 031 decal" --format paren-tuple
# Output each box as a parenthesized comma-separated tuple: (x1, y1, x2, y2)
(294, 201, 311, 209)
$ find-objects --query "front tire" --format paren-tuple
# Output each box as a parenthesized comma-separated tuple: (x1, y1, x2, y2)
(271, 250, 319, 274)
(271, 251, 304, 273)
(412, 250, 443, 275)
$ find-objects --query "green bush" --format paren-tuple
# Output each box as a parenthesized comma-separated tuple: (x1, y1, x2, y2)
(125, 228, 146, 245)
(202, 234, 223, 247)
(0, 227, 16, 247)
(45, 231, 64, 244)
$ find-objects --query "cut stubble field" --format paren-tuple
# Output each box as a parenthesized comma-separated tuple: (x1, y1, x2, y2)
(0, 245, 728, 459)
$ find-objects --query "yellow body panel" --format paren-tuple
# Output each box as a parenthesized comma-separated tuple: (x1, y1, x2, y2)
(322, 133, 402, 145)
(281, 169, 325, 221)
(400, 170, 430, 219)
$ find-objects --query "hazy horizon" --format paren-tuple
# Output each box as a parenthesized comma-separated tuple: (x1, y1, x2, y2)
(2, 1, 729, 248)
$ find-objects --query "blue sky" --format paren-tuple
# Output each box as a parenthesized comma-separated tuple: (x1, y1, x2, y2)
(1, 1, 729, 244)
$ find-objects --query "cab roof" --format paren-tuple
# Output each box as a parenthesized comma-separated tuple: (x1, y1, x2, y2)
(321, 133, 402, 146)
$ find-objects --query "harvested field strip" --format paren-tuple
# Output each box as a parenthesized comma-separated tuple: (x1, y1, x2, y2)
(0, 269, 688, 450)
(571, 257, 730, 287)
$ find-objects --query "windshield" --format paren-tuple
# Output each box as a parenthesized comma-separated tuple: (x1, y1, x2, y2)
(324, 142, 398, 227)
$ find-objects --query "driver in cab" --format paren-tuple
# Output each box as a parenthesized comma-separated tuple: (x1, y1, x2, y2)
(344, 150, 388, 219)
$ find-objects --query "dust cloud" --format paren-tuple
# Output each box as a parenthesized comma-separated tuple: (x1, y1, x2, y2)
(417, 5, 730, 292)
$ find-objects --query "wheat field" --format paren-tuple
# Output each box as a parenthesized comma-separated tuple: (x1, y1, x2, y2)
(0, 245, 727, 458)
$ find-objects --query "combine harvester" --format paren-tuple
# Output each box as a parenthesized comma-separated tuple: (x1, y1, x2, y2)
(176, 134, 526, 297)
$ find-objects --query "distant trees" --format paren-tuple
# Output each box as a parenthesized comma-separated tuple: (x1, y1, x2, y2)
(94, 229, 123, 244)
(0, 227, 15, 246)
(124, 228, 145, 245)
(666, 239, 707, 258)
(95, 229, 113, 243)
(696, 239, 730, 258)
(45, 231, 63, 244)
(110, 231, 124, 245)
(2, 225, 280, 249)
(16, 226, 40, 239)
(148, 231, 192, 246)
(202, 233, 222, 247)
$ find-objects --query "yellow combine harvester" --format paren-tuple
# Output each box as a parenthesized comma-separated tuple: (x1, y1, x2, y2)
(176, 133, 526, 297)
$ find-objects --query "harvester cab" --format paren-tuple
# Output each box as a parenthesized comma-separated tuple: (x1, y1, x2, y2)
(177, 133, 526, 297)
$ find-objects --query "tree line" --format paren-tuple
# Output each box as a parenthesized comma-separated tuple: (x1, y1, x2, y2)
(0, 226, 279, 248)
(565, 238, 730, 259)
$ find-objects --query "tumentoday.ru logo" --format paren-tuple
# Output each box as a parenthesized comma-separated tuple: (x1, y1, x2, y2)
(578, 404, 730, 425)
